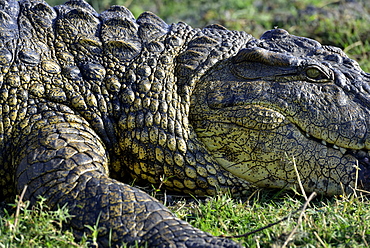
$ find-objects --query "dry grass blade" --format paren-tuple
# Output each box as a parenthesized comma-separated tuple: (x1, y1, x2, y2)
(281, 192, 317, 248)
(291, 156, 308, 201)
(313, 231, 327, 247)
(222, 192, 317, 239)
(13, 185, 28, 231)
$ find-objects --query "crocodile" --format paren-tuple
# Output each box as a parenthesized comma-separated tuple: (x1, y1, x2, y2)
(1, 0, 370, 247)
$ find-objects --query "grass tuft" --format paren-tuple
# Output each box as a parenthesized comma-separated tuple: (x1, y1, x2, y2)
(2, 190, 370, 247)
(0, 195, 86, 248)
(170, 190, 370, 247)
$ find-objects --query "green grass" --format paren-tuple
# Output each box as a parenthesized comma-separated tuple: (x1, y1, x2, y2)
(0, 194, 110, 247)
(0, 196, 86, 247)
(169, 190, 370, 247)
(2, 190, 370, 247)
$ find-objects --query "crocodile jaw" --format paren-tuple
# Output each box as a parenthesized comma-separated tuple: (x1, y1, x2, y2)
(190, 67, 370, 195)
(191, 104, 361, 195)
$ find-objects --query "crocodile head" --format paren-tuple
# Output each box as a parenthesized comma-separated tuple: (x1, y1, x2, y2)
(190, 29, 370, 195)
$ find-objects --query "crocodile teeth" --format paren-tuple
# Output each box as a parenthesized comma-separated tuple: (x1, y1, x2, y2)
(340, 147, 347, 154)
(333, 145, 339, 150)
(321, 140, 327, 146)
(306, 132, 310, 138)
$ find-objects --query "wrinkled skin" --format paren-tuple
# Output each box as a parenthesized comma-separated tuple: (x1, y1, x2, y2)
(191, 29, 370, 195)
(0, 0, 369, 247)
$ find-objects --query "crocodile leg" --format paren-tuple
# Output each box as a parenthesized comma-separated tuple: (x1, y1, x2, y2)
(14, 111, 241, 247)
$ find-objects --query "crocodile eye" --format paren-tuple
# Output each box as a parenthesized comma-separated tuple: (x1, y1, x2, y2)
(304, 65, 331, 82)
(306, 68, 321, 79)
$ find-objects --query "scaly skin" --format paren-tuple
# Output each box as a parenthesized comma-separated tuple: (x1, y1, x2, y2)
(0, 0, 369, 247)
(190, 29, 370, 195)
